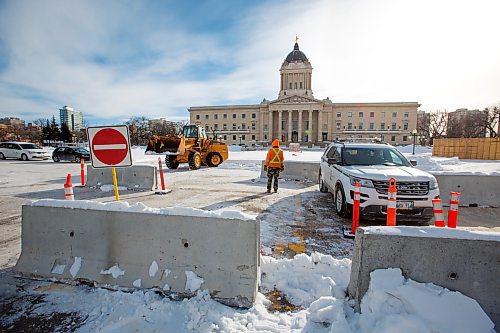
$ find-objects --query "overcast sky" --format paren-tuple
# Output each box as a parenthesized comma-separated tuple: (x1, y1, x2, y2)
(0, 0, 499, 125)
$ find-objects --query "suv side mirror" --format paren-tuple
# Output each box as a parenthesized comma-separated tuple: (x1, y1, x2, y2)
(410, 160, 417, 166)
(327, 158, 338, 165)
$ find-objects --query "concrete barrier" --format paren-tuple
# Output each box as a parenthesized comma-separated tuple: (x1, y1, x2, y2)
(260, 160, 319, 182)
(86, 165, 157, 191)
(15, 202, 259, 307)
(348, 226, 500, 327)
(434, 174, 500, 207)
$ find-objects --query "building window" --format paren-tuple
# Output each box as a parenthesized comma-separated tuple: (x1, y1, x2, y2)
(205, 114, 209, 120)
(369, 122, 374, 129)
(348, 123, 352, 129)
(403, 135, 408, 141)
(196, 115, 200, 120)
(305, 121, 309, 130)
(264, 124, 268, 130)
(392, 123, 397, 130)
(242, 124, 246, 130)
(294, 82, 297, 89)
(251, 123, 256, 130)
(233, 135, 236, 140)
(359, 123, 363, 130)
(223, 114, 227, 119)
(252, 113, 256, 119)
(336, 112, 341, 118)
(404, 112, 409, 118)
(252, 135, 255, 140)
(381, 112, 386, 118)
(214, 114, 218, 120)
(336, 122, 341, 130)
(359, 112, 363, 118)
(223, 124, 227, 130)
(348, 112, 353, 117)
(289, 82, 292, 89)
(232, 114, 236, 119)
(392, 112, 397, 117)
(233, 124, 237, 130)
(242, 135, 246, 140)
(281, 121, 285, 130)
(370, 112, 374, 117)
(214, 124, 218, 130)
(242, 114, 246, 119)
(264, 134, 268, 140)
(223, 135, 227, 140)
(300, 82, 303, 89)
(380, 123, 385, 130)
(391, 135, 396, 141)
(205, 125, 209, 131)
(403, 123, 408, 130)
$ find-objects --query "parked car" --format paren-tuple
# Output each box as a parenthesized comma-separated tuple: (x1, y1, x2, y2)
(0, 142, 50, 161)
(52, 147, 90, 163)
(319, 140, 440, 223)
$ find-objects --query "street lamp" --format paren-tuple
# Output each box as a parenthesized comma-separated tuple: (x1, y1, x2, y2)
(239, 135, 242, 145)
(411, 129, 418, 155)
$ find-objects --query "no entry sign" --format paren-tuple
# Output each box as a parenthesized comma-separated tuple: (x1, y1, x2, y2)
(87, 125, 133, 168)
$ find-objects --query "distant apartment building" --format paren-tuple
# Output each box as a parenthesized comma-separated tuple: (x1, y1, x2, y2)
(188, 41, 419, 146)
(447, 108, 487, 138)
(59, 106, 84, 131)
(0, 117, 25, 127)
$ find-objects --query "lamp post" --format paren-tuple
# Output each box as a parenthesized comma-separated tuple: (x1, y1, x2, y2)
(411, 129, 418, 155)
(239, 135, 242, 145)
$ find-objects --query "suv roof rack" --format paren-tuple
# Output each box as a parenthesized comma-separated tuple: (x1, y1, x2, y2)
(333, 137, 388, 144)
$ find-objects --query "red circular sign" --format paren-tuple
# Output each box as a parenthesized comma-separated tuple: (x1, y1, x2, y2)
(92, 128, 129, 165)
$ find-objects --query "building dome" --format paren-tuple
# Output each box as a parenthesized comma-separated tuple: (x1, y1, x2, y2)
(285, 42, 308, 63)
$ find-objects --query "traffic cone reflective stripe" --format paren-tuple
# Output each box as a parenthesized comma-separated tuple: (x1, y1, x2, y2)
(432, 199, 445, 227)
(158, 157, 166, 191)
(386, 178, 397, 226)
(351, 183, 361, 234)
(64, 174, 74, 201)
(448, 191, 460, 228)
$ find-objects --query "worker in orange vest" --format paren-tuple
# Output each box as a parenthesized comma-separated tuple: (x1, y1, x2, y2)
(264, 139, 285, 193)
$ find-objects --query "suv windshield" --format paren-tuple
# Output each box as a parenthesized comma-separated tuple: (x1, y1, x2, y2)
(19, 143, 41, 150)
(342, 147, 411, 167)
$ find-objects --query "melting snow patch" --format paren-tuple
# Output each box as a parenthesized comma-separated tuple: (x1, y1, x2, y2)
(100, 265, 125, 279)
(185, 271, 204, 292)
(51, 264, 65, 275)
(69, 257, 81, 278)
(100, 185, 128, 192)
(149, 261, 158, 277)
(133, 279, 142, 288)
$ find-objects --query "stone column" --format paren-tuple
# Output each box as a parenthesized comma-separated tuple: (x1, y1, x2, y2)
(268, 110, 273, 142)
(308, 109, 313, 143)
(298, 110, 303, 143)
(288, 110, 293, 143)
(278, 110, 283, 142)
(318, 110, 323, 142)
(259, 110, 264, 141)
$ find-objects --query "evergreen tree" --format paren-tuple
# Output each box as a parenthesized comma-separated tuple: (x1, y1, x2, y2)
(41, 119, 51, 141)
(60, 123, 72, 142)
(50, 115, 60, 140)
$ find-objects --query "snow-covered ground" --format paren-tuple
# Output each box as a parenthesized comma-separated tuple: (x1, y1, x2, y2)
(0, 144, 498, 332)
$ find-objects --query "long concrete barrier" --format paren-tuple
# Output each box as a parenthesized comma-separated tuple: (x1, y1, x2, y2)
(260, 160, 319, 182)
(86, 165, 157, 191)
(15, 200, 259, 307)
(347, 226, 500, 327)
(434, 174, 500, 207)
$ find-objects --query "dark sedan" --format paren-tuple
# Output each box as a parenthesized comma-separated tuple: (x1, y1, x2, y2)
(52, 147, 90, 163)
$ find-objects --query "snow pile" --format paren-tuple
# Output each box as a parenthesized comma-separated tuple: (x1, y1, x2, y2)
(30, 199, 256, 221)
(395, 145, 432, 154)
(364, 225, 500, 241)
(99, 184, 128, 192)
(25, 253, 494, 332)
(358, 268, 494, 333)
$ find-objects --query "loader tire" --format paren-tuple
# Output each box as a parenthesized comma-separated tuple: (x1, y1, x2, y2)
(165, 155, 179, 169)
(206, 152, 222, 167)
(188, 152, 202, 170)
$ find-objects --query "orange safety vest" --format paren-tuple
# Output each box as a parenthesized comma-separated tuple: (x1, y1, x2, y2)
(264, 147, 284, 168)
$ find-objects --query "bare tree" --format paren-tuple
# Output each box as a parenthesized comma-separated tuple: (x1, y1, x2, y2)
(125, 116, 150, 146)
(417, 112, 431, 145)
(428, 110, 448, 144)
(483, 105, 500, 138)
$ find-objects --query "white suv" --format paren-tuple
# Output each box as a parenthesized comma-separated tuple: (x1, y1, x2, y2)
(319, 141, 439, 222)
(0, 142, 50, 161)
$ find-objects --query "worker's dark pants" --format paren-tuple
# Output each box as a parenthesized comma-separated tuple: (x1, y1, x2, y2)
(267, 167, 281, 192)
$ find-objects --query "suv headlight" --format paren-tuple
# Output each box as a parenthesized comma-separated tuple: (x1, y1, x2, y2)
(429, 177, 438, 190)
(349, 176, 374, 188)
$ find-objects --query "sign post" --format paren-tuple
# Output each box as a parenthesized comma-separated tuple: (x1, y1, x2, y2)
(87, 125, 132, 201)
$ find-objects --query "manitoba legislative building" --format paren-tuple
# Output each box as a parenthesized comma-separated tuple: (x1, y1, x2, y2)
(188, 41, 419, 147)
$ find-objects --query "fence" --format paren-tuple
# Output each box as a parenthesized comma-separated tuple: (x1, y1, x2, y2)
(432, 138, 500, 160)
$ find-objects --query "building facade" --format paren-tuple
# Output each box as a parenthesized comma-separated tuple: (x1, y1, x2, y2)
(189, 42, 419, 146)
(59, 106, 84, 131)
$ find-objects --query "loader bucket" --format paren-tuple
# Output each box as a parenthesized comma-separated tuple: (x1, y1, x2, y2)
(146, 135, 182, 154)
(15, 202, 259, 308)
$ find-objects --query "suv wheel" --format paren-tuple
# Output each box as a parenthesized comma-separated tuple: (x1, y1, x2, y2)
(165, 155, 179, 169)
(188, 152, 202, 170)
(335, 185, 348, 217)
(21, 153, 29, 161)
(318, 170, 329, 193)
(0, 152, 5, 160)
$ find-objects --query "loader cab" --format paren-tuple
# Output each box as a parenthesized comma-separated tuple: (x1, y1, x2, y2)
(182, 125, 207, 139)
